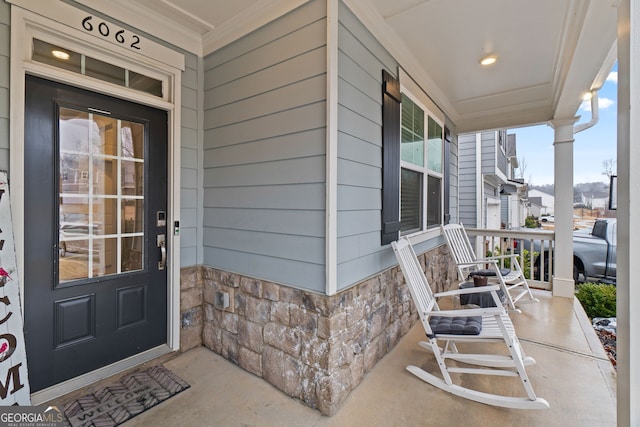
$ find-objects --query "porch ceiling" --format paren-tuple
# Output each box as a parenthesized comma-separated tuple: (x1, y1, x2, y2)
(79, 0, 618, 133)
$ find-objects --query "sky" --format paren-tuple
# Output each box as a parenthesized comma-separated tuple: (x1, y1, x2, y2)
(510, 63, 618, 186)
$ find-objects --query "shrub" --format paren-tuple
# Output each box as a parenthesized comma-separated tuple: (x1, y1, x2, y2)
(520, 249, 536, 279)
(524, 215, 538, 228)
(486, 247, 537, 278)
(575, 282, 616, 318)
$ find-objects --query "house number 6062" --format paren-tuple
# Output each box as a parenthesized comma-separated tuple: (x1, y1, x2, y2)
(81, 16, 141, 50)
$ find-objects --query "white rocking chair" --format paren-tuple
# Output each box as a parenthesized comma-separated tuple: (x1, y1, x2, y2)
(442, 223, 538, 312)
(391, 237, 549, 409)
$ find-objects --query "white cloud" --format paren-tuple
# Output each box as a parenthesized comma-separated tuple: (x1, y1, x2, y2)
(606, 71, 618, 83)
(580, 97, 615, 112)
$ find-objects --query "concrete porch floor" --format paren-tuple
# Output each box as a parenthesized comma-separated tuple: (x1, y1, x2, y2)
(124, 290, 616, 427)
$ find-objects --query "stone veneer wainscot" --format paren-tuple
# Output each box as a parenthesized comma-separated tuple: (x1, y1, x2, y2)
(179, 245, 457, 415)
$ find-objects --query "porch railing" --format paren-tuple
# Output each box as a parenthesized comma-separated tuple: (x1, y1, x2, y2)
(465, 228, 555, 290)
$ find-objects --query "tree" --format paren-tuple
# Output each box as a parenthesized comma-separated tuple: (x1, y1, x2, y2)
(602, 158, 616, 179)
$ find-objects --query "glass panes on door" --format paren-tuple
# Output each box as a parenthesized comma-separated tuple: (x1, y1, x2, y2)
(59, 107, 145, 283)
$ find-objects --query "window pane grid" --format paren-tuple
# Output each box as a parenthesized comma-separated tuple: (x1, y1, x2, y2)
(33, 39, 163, 98)
(427, 116, 443, 174)
(401, 168, 423, 233)
(59, 107, 145, 283)
(399, 92, 444, 234)
(401, 95, 425, 167)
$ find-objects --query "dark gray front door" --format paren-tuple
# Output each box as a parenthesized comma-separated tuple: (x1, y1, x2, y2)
(24, 75, 168, 392)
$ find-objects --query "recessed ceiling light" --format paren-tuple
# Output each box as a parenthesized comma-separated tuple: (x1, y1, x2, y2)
(52, 50, 70, 60)
(480, 55, 497, 66)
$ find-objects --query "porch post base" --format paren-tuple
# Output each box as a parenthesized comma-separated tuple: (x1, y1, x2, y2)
(552, 277, 575, 298)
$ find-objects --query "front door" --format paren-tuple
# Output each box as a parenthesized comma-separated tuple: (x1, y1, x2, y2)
(23, 75, 168, 392)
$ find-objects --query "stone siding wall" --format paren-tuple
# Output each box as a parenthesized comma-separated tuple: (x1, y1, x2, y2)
(180, 266, 204, 351)
(179, 244, 457, 415)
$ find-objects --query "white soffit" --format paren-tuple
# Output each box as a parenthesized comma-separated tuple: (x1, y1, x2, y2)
(351, 0, 617, 133)
(73, 0, 310, 57)
(70, 0, 616, 132)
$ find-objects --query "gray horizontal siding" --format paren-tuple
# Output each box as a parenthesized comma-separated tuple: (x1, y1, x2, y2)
(208, 19, 325, 86)
(204, 184, 325, 210)
(458, 132, 484, 227)
(204, 156, 325, 187)
(204, 101, 326, 149)
(337, 235, 446, 289)
(0, 1, 9, 171)
(205, 74, 325, 129)
(204, 246, 325, 291)
(203, 0, 326, 70)
(204, 228, 324, 265)
(337, 131, 380, 167)
(481, 131, 498, 175)
(449, 131, 459, 223)
(180, 52, 201, 267)
(204, 208, 324, 237)
(203, 129, 325, 167)
(335, 1, 410, 290)
(501, 194, 510, 224)
(204, 47, 326, 111)
(202, 0, 327, 292)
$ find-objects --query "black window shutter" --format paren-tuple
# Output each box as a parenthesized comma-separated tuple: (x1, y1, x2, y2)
(381, 69, 401, 245)
(443, 126, 452, 224)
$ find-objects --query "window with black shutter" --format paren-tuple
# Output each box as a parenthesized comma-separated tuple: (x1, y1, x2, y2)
(381, 70, 401, 245)
(381, 70, 446, 244)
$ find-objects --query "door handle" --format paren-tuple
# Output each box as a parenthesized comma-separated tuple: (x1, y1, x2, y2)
(157, 234, 166, 270)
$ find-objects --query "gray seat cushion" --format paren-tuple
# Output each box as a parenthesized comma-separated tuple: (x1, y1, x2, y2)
(429, 316, 482, 335)
(468, 268, 510, 278)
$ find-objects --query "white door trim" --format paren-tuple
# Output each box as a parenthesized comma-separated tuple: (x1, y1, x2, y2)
(9, 3, 184, 401)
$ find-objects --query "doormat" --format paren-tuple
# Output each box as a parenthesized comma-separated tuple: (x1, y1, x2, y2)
(63, 365, 190, 427)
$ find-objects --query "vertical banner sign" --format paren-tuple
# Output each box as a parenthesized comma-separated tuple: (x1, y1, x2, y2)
(0, 171, 31, 405)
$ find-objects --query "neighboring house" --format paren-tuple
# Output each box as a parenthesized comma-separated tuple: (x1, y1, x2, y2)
(528, 196, 545, 218)
(529, 189, 555, 216)
(590, 197, 608, 210)
(458, 130, 524, 229)
(2, 0, 635, 420)
(576, 193, 609, 210)
(502, 178, 528, 229)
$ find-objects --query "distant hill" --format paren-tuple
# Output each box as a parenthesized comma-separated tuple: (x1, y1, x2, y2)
(530, 182, 610, 201)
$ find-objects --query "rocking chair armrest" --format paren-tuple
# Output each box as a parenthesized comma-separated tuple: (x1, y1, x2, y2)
(434, 285, 501, 298)
(471, 258, 500, 264)
(425, 307, 504, 317)
(485, 254, 520, 261)
(458, 259, 499, 268)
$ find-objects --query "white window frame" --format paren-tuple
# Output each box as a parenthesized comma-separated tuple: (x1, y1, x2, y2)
(9, 2, 184, 404)
(399, 88, 445, 241)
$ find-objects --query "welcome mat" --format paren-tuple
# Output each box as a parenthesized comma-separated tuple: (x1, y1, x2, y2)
(63, 365, 190, 427)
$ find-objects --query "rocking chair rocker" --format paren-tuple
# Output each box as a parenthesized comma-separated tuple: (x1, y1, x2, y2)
(391, 237, 549, 409)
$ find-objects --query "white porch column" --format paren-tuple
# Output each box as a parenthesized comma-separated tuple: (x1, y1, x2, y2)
(549, 118, 578, 298)
(617, 1, 639, 425)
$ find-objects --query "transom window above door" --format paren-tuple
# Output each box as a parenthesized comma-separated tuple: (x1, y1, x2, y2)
(32, 39, 163, 97)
